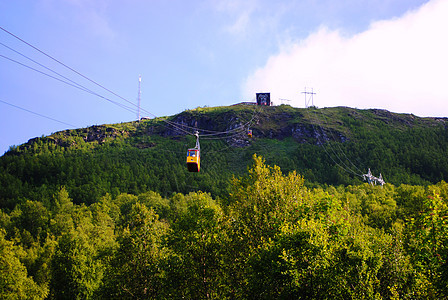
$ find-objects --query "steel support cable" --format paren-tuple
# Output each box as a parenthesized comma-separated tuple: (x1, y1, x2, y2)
(0, 40, 190, 135)
(199, 121, 255, 139)
(309, 108, 363, 178)
(0, 42, 88, 92)
(0, 42, 138, 113)
(0, 98, 76, 127)
(1, 27, 195, 138)
(202, 120, 252, 140)
(0, 54, 137, 114)
(317, 108, 365, 175)
(152, 117, 197, 136)
(1, 54, 247, 156)
(153, 106, 258, 139)
(203, 105, 261, 136)
(0, 26, 257, 140)
(0, 53, 93, 93)
(200, 106, 260, 139)
(312, 108, 362, 175)
(201, 130, 246, 140)
(0, 26, 142, 113)
(0, 48, 189, 136)
(161, 104, 260, 137)
(312, 110, 363, 177)
(182, 120, 249, 136)
(201, 106, 262, 141)
(162, 110, 253, 135)
(198, 122, 251, 137)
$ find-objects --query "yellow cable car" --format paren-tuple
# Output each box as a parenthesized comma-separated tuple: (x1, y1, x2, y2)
(247, 129, 253, 138)
(187, 148, 200, 172)
(187, 131, 200, 172)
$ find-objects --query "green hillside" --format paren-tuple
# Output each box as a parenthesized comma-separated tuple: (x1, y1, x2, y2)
(1, 105, 448, 299)
(1, 105, 447, 208)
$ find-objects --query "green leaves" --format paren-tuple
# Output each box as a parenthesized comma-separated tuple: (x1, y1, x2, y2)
(163, 192, 225, 299)
(2, 155, 448, 298)
(100, 202, 168, 299)
(0, 229, 48, 299)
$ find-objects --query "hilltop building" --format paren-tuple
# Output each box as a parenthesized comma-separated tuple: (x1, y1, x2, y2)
(256, 93, 271, 106)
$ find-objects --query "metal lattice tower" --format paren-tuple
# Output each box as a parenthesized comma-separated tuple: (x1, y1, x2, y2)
(302, 87, 316, 108)
(363, 168, 385, 186)
(137, 75, 142, 121)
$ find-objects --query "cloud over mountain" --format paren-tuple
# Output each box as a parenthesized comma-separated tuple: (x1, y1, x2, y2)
(243, 0, 448, 117)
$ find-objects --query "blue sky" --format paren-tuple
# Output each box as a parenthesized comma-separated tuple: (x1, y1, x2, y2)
(1, 0, 443, 154)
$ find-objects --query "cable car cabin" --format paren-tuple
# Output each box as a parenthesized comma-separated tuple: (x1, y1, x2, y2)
(247, 129, 253, 138)
(186, 148, 200, 172)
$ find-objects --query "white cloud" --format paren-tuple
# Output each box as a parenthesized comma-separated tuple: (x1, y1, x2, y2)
(213, 0, 258, 36)
(40, 0, 115, 39)
(243, 0, 448, 117)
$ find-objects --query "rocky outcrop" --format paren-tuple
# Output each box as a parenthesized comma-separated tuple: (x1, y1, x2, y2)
(158, 108, 348, 146)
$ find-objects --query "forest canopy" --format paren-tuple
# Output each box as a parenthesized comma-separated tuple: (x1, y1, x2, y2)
(1, 155, 448, 299)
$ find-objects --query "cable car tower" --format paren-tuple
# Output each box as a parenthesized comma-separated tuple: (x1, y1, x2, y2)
(137, 75, 142, 121)
(363, 168, 385, 186)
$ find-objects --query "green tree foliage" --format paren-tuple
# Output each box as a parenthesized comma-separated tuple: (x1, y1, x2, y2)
(10, 200, 50, 244)
(2, 153, 448, 298)
(99, 202, 168, 299)
(223, 154, 307, 297)
(164, 192, 225, 299)
(0, 229, 48, 299)
(405, 188, 448, 298)
(50, 201, 116, 299)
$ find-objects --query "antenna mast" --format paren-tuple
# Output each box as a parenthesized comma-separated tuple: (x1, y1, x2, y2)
(137, 75, 142, 121)
(302, 87, 316, 108)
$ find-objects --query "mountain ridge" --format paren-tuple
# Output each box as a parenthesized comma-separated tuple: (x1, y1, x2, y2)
(14, 105, 447, 151)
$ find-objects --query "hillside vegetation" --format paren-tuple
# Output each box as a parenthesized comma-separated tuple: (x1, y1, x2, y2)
(1, 105, 448, 207)
(1, 105, 448, 298)
(1, 155, 448, 298)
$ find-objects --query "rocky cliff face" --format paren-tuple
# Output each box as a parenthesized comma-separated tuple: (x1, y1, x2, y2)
(161, 107, 348, 146)
(16, 125, 131, 151)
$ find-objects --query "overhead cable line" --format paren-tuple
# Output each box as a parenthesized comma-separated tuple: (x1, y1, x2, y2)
(303, 90, 384, 184)
(317, 108, 365, 175)
(0, 26, 143, 115)
(309, 114, 363, 178)
(0, 42, 87, 92)
(1, 27, 199, 136)
(171, 103, 261, 137)
(311, 109, 363, 177)
(303, 90, 364, 178)
(0, 41, 136, 113)
(201, 106, 260, 138)
(0, 53, 137, 114)
(0, 98, 76, 127)
(163, 104, 259, 137)
(1, 26, 258, 140)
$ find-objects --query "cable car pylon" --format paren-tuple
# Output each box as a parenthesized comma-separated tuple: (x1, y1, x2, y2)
(363, 168, 385, 186)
